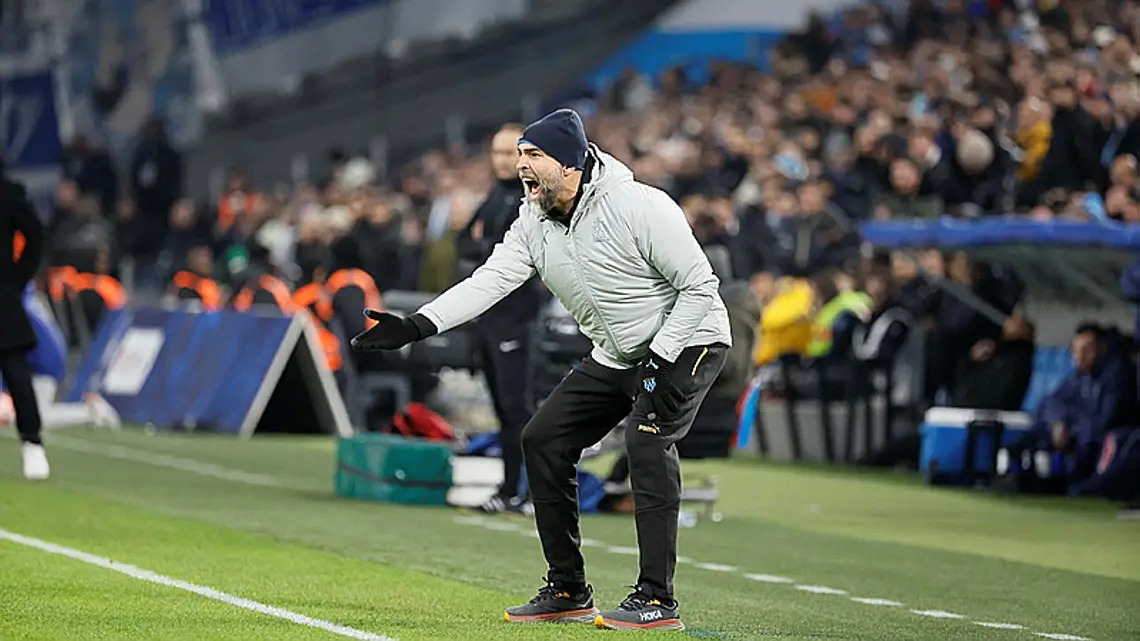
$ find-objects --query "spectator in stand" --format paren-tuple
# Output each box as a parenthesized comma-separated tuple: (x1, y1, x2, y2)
(157, 199, 209, 282)
(877, 156, 944, 219)
(61, 134, 118, 216)
(353, 194, 404, 292)
(293, 209, 331, 286)
(215, 169, 260, 237)
(417, 189, 477, 293)
(45, 182, 111, 274)
(1013, 96, 1054, 208)
(128, 118, 183, 289)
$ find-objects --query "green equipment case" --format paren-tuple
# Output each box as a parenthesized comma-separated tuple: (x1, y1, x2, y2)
(335, 434, 453, 506)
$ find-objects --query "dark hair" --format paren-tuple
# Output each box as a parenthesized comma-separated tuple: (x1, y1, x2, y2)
(811, 271, 839, 302)
(1074, 322, 1105, 340)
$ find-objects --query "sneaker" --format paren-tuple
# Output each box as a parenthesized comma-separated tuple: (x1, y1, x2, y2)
(505, 495, 534, 516)
(503, 578, 599, 623)
(594, 587, 684, 631)
(477, 495, 508, 514)
(22, 442, 50, 481)
(478, 494, 534, 516)
(84, 393, 121, 430)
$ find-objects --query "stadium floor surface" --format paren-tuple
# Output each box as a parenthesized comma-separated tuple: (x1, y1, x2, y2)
(0, 428, 1136, 641)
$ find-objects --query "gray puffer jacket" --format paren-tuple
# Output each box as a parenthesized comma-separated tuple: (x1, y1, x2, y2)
(418, 147, 731, 368)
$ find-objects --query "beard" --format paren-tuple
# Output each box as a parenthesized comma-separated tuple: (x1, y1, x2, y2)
(526, 171, 564, 213)
(536, 177, 561, 212)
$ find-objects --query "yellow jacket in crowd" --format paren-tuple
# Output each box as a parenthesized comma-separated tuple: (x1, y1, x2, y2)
(1013, 120, 1052, 183)
(752, 278, 814, 367)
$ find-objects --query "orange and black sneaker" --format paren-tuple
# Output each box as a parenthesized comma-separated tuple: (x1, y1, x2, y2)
(503, 578, 598, 623)
(594, 587, 684, 631)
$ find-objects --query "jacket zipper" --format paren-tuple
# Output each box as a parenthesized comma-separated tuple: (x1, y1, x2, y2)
(566, 204, 627, 362)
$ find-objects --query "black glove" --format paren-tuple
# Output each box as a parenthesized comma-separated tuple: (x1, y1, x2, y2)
(350, 309, 438, 352)
(639, 350, 685, 419)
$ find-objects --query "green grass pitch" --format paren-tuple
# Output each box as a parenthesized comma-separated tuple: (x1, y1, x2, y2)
(0, 428, 1136, 640)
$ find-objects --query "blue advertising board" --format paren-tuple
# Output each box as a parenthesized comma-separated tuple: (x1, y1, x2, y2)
(65, 307, 351, 437)
(0, 70, 62, 169)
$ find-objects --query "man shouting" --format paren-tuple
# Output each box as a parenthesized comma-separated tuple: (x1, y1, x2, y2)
(352, 108, 730, 631)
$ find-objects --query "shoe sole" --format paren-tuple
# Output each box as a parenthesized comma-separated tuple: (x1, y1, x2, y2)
(503, 607, 599, 623)
(594, 615, 685, 631)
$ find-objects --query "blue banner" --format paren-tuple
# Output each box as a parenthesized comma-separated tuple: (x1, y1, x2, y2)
(64, 0, 198, 159)
(204, 0, 388, 55)
(66, 307, 296, 434)
(860, 218, 1140, 250)
(0, 70, 62, 169)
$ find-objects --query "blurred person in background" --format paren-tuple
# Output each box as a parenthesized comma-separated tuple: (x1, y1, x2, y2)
(1000, 322, 1138, 494)
(157, 199, 209, 283)
(45, 183, 112, 274)
(0, 164, 48, 479)
(877, 156, 945, 219)
(751, 272, 814, 393)
(927, 251, 1011, 402)
(1013, 96, 1054, 208)
(952, 315, 1037, 412)
(61, 133, 118, 215)
(128, 118, 183, 289)
(215, 168, 260, 237)
(456, 123, 544, 515)
(353, 193, 404, 292)
(417, 188, 477, 293)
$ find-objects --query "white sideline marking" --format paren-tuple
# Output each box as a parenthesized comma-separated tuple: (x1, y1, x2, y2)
(49, 437, 305, 490)
(912, 610, 965, 619)
(693, 562, 737, 572)
(743, 573, 795, 584)
(606, 546, 639, 555)
(0, 527, 394, 641)
(51, 439, 1098, 641)
(795, 585, 848, 595)
(479, 521, 521, 532)
(851, 597, 903, 607)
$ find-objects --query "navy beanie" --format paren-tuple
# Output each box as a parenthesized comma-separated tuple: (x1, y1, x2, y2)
(519, 109, 589, 169)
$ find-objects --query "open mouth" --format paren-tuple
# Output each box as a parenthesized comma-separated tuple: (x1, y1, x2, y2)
(521, 177, 540, 200)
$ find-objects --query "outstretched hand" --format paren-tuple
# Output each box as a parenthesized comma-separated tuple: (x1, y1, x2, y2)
(350, 309, 435, 352)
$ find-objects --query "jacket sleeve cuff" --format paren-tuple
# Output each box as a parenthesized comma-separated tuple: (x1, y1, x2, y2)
(648, 338, 681, 364)
(409, 311, 441, 339)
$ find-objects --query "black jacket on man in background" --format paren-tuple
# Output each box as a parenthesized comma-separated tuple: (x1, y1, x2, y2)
(0, 171, 45, 352)
(454, 176, 543, 503)
(455, 177, 543, 329)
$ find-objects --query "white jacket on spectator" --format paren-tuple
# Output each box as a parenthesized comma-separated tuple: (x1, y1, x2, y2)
(417, 147, 731, 368)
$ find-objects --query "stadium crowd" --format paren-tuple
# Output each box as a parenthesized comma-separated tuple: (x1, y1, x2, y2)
(28, 0, 1140, 497)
